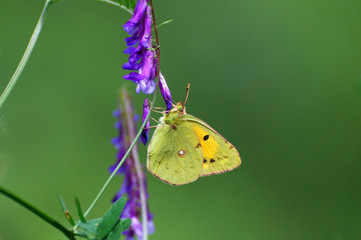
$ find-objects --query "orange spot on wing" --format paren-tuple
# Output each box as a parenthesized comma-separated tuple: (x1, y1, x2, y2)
(192, 125, 219, 160)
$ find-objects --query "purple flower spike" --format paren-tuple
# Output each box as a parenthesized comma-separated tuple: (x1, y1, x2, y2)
(110, 90, 154, 240)
(122, 0, 157, 95)
(141, 99, 150, 145)
(159, 72, 173, 110)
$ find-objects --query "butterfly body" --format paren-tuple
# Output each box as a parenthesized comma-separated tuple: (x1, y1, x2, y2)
(147, 102, 241, 185)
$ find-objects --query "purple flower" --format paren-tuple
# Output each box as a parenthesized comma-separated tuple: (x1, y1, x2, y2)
(110, 91, 154, 240)
(122, 2, 157, 95)
(141, 99, 150, 145)
(159, 72, 173, 110)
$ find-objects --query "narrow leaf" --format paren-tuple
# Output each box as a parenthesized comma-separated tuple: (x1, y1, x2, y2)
(57, 194, 75, 226)
(96, 197, 127, 239)
(157, 19, 174, 29)
(75, 197, 86, 223)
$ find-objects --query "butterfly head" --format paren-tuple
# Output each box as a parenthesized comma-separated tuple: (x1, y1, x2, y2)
(163, 102, 186, 126)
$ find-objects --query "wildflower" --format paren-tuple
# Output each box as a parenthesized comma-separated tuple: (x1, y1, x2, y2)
(110, 89, 154, 240)
(123, 1, 157, 95)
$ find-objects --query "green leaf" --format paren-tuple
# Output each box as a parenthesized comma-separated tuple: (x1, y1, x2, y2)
(130, 0, 136, 10)
(77, 218, 102, 239)
(57, 194, 75, 226)
(106, 221, 122, 240)
(96, 197, 127, 239)
(120, 218, 131, 231)
(124, 0, 130, 9)
(75, 197, 86, 223)
(106, 218, 131, 240)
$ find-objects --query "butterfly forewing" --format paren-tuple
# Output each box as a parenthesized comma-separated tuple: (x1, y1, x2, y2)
(147, 119, 204, 185)
(183, 114, 241, 176)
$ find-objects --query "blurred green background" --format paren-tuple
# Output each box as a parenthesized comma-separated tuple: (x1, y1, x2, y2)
(1, 0, 361, 239)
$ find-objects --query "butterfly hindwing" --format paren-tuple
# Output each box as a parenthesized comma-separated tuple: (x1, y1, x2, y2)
(183, 114, 241, 176)
(147, 117, 204, 185)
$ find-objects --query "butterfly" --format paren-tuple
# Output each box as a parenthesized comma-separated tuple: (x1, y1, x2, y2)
(146, 85, 241, 185)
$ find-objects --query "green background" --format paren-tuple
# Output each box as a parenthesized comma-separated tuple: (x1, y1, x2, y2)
(1, 0, 361, 239)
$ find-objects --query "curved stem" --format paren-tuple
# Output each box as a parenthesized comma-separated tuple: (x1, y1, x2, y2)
(96, 0, 134, 14)
(0, 185, 75, 240)
(0, 0, 53, 110)
(84, 1, 162, 234)
(121, 88, 148, 240)
(83, 89, 158, 219)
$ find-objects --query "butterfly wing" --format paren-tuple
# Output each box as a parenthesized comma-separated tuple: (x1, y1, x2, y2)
(183, 114, 241, 176)
(147, 119, 204, 185)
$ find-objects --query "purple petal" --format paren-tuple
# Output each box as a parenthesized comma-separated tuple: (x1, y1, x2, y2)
(159, 72, 173, 110)
(148, 220, 155, 235)
(111, 136, 121, 149)
(125, 35, 140, 47)
(123, 0, 149, 35)
(144, 80, 156, 95)
(123, 72, 146, 82)
(130, 217, 143, 237)
(123, 62, 142, 70)
(124, 47, 136, 54)
(114, 121, 122, 130)
(129, 45, 145, 63)
(140, 7, 152, 48)
(138, 50, 154, 78)
(113, 110, 121, 118)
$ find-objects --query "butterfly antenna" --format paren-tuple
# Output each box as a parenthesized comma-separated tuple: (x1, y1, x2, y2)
(184, 83, 190, 105)
(168, 98, 177, 108)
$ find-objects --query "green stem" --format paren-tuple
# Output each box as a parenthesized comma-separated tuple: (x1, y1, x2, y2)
(83, 0, 162, 226)
(0, 0, 54, 110)
(83, 89, 158, 218)
(0, 185, 75, 240)
(96, 0, 133, 14)
(121, 88, 148, 240)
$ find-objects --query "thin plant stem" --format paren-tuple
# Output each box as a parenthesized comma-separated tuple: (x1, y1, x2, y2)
(83, 0, 163, 231)
(0, 0, 53, 110)
(149, 0, 161, 77)
(121, 88, 148, 240)
(83, 89, 158, 219)
(96, 0, 134, 14)
(0, 185, 75, 240)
